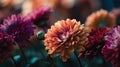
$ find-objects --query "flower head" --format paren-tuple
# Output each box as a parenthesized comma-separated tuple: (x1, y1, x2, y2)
(0, 14, 34, 47)
(79, 27, 109, 59)
(85, 9, 116, 32)
(44, 19, 88, 62)
(24, 5, 51, 25)
(102, 26, 120, 67)
(0, 30, 14, 62)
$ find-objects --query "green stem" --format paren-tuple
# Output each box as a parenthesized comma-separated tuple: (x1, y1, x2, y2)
(28, 41, 46, 58)
(48, 55, 55, 67)
(14, 42, 28, 64)
(74, 52, 83, 67)
(11, 56, 17, 67)
(101, 56, 108, 67)
(19, 46, 27, 63)
(28, 41, 54, 67)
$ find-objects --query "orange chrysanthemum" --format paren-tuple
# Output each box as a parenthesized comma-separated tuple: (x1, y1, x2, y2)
(44, 19, 88, 62)
(85, 9, 116, 31)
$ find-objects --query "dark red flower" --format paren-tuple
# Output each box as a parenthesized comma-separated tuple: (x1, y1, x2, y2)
(79, 27, 109, 59)
(0, 30, 14, 62)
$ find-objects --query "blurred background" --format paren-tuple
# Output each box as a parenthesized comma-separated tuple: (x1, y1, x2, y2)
(0, 0, 120, 25)
(0, 0, 120, 67)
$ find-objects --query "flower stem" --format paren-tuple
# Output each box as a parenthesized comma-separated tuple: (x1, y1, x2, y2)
(19, 46, 27, 63)
(48, 55, 55, 67)
(11, 56, 17, 67)
(28, 40, 46, 58)
(28, 40, 55, 67)
(74, 52, 83, 67)
(40, 50, 46, 58)
(14, 42, 28, 64)
(101, 56, 108, 67)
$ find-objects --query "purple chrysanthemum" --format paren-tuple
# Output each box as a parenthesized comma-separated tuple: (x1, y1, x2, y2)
(0, 14, 34, 47)
(0, 30, 14, 62)
(102, 26, 120, 67)
(24, 5, 51, 25)
(79, 27, 109, 59)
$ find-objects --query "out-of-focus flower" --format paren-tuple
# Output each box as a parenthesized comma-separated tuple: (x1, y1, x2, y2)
(110, 8, 120, 25)
(0, 14, 34, 47)
(0, 30, 14, 62)
(44, 19, 88, 62)
(102, 26, 120, 67)
(60, 0, 76, 9)
(24, 5, 51, 26)
(110, 8, 120, 17)
(85, 9, 116, 32)
(79, 27, 109, 59)
(29, 25, 44, 41)
(0, 0, 12, 7)
(22, 0, 56, 16)
(31, 0, 57, 9)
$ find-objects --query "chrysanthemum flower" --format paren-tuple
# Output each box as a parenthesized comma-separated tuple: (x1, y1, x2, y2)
(85, 9, 116, 32)
(0, 14, 34, 47)
(24, 5, 51, 25)
(79, 27, 109, 59)
(0, 30, 14, 62)
(102, 26, 120, 67)
(44, 19, 88, 62)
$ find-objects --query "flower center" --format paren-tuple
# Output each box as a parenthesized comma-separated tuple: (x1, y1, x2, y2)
(98, 21, 108, 27)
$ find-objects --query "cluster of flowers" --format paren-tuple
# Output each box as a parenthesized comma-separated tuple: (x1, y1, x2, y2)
(44, 9, 120, 67)
(0, 4, 119, 67)
(0, 6, 51, 62)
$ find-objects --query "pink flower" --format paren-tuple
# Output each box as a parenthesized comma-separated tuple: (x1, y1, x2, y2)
(24, 5, 51, 25)
(102, 26, 120, 67)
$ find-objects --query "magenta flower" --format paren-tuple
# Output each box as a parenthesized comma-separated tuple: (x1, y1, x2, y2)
(0, 14, 34, 47)
(0, 30, 14, 62)
(79, 27, 109, 59)
(102, 26, 120, 67)
(24, 5, 51, 25)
